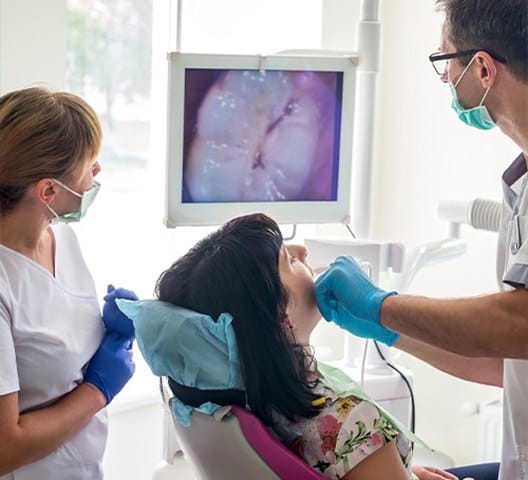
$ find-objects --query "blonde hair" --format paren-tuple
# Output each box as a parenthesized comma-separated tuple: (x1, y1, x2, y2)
(0, 87, 102, 213)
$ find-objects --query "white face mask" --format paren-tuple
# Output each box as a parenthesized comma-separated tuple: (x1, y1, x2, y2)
(46, 179, 101, 223)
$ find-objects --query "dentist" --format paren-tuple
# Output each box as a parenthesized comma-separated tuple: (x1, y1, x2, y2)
(316, 1, 527, 480)
(0, 87, 135, 479)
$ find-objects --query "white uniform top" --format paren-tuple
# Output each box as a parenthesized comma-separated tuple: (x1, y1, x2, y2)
(0, 224, 107, 480)
(496, 153, 528, 480)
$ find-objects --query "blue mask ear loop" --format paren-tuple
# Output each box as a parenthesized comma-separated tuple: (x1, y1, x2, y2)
(453, 54, 492, 107)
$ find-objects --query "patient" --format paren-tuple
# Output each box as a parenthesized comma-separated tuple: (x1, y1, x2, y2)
(153, 213, 456, 480)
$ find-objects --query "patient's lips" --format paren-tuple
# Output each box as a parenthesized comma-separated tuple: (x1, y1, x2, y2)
(184, 70, 333, 202)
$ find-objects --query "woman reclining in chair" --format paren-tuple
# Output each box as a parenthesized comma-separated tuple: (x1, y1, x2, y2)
(151, 213, 456, 480)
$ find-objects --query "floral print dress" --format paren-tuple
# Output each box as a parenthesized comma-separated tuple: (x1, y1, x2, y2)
(271, 372, 416, 479)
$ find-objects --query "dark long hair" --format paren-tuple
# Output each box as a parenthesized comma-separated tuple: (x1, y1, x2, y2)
(155, 213, 319, 424)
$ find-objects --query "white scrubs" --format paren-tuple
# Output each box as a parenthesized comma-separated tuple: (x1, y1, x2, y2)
(0, 224, 107, 480)
(496, 153, 528, 480)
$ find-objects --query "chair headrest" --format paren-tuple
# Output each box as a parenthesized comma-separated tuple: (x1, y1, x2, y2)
(116, 299, 245, 425)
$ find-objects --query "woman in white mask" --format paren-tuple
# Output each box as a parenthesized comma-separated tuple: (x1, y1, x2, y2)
(0, 87, 136, 479)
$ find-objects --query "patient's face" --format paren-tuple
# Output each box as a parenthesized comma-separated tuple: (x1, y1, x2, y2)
(278, 244, 321, 343)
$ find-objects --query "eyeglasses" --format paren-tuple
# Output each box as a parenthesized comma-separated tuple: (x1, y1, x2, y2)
(428, 49, 508, 76)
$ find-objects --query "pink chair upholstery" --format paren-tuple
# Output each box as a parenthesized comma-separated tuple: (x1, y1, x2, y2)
(230, 406, 324, 479)
(171, 404, 325, 479)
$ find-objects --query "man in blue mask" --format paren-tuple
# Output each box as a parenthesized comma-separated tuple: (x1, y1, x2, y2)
(315, 2, 527, 480)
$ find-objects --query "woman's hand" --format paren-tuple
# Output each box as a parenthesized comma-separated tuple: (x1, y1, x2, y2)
(102, 284, 138, 339)
(412, 465, 459, 480)
(84, 332, 135, 404)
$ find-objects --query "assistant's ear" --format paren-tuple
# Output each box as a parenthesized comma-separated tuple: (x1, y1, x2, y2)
(33, 178, 58, 205)
(475, 51, 499, 89)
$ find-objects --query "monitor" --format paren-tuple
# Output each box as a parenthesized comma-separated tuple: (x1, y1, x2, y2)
(164, 52, 358, 227)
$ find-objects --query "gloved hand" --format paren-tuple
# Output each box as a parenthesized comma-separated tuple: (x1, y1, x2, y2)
(327, 302, 400, 346)
(84, 332, 135, 404)
(102, 284, 138, 339)
(315, 256, 400, 346)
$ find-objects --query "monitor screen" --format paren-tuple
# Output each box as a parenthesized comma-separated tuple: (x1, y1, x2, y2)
(165, 53, 358, 227)
(182, 69, 342, 203)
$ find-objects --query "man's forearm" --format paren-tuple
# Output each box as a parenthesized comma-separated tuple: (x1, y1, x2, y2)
(381, 289, 528, 359)
(396, 335, 504, 386)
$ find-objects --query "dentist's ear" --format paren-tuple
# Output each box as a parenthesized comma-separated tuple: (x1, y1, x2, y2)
(475, 51, 498, 88)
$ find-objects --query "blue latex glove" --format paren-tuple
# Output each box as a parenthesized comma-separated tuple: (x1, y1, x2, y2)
(103, 284, 138, 339)
(84, 332, 135, 404)
(315, 256, 400, 346)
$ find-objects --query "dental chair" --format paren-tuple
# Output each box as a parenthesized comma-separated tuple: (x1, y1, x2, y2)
(164, 378, 325, 480)
(115, 298, 323, 480)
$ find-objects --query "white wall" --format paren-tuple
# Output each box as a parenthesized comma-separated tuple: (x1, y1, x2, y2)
(0, 0, 66, 93)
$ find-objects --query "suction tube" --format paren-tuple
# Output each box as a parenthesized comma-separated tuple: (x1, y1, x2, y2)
(470, 199, 502, 232)
(438, 198, 502, 234)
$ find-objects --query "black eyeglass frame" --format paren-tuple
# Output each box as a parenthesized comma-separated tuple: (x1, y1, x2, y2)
(428, 49, 508, 76)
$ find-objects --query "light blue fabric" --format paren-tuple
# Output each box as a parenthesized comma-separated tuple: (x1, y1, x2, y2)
(449, 54, 495, 131)
(170, 400, 222, 427)
(116, 299, 244, 426)
(449, 83, 495, 130)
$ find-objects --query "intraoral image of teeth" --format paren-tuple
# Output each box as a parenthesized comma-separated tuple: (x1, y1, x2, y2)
(182, 68, 341, 203)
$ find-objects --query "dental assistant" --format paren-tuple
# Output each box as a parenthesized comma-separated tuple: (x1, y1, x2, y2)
(0, 87, 135, 479)
(316, 1, 527, 480)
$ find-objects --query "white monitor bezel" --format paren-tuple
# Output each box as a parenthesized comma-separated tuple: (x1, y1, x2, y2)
(164, 52, 358, 227)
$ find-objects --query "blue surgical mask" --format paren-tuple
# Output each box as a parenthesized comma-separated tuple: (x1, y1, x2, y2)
(449, 55, 495, 130)
(46, 179, 101, 223)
